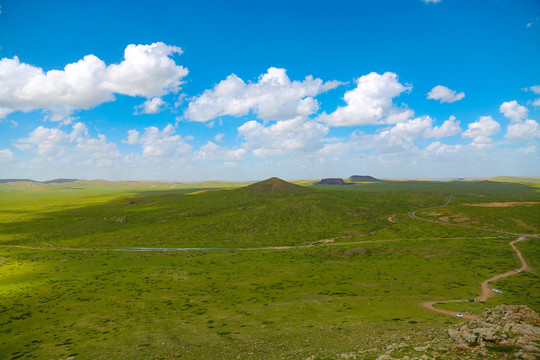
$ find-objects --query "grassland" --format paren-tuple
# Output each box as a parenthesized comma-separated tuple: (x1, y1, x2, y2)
(0, 178, 539, 359)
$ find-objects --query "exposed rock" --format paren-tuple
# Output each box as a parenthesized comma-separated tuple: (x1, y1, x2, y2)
(472, 326, 498, 341)
(315, 178, 348, 185)
(447, 329, 461, 342)
(447, 305, 540, 359)
(461, 331, 477, 343)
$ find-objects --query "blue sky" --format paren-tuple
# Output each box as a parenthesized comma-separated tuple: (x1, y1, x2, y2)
(0, 0, 539, 181)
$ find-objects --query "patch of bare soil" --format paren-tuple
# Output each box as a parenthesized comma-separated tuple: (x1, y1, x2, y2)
(387, 214, 397, 223)
(464, 201, 540, 207)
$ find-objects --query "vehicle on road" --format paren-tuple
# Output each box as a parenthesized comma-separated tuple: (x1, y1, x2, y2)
(456, 313, 463, 318)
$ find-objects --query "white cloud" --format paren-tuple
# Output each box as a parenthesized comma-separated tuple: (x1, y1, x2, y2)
(371, 117, 433, 153)
(214, 133, 225, 142)
(425, 141, 464, 155)
(366, 116, 454, 154)
(195, 142, 246, 162)
(500, 100, 528, 122)
(15, 122, 120, 161)
(318, 72, 412, 127)
(529, 85, 540, 93)
(185, 67, 342, 122)
(102, 43, 187, 97)
(498, 100, 540, 142)
(318, 116, 459, 157)
(462, 116, 500, 146)
(0, 108, 13, 118)
(136, 97, 165, 114)
(0, 148, 14, 162)
(526, 85, 540, 107)
(427, 85, 465, 103)
(505, 119, 540, 141)
(424, 115, 461, 138)
(125, 124, 192, 158)
(0, 42, 187, 122)
(238, 116, 329, 157)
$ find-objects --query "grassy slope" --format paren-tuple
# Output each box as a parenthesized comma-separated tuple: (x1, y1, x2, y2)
(0, 179, 539, 359)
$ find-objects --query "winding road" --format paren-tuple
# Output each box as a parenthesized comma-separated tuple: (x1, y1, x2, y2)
(410, 196, 537, 319)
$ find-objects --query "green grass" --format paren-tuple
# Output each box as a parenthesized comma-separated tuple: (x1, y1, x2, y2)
(0, 179, 539, 359)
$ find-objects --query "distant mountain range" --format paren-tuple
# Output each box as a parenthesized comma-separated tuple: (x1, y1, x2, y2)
(0, 178, 78, 184)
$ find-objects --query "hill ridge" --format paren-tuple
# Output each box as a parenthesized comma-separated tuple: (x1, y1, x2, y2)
(348, 175, 381, 182)
(240, 177, 312, 194)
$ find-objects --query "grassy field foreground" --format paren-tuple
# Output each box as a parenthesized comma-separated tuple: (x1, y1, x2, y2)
(0, 178, 539, 359)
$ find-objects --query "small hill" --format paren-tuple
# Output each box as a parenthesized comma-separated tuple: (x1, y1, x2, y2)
(315, 178, 347, 185)
(240, 177, 312, 194)
(484, 176, 540, 184)
(348, 175, 381, 182)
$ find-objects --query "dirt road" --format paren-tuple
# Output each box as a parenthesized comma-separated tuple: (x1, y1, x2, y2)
(422, 236, 529, 319)
(411, 195, 536, 319)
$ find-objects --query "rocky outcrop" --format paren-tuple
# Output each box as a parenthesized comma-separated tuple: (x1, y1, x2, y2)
(315, 178, 347, 185)
(447, 305, 539, 359)
(348, 175, 381, 182)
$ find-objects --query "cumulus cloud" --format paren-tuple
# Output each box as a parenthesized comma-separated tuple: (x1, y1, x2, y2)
(498, 100, 540, 141)
(500, 100, 528, 122)
(371, 116, 434, 153)
(505, 120, 540, 141)
(0, 148, 14, 162)
(185, 67, 342, 122)
(238, 116, 329, 157)
(136, 97, 166, 114)
(526, 85, 540, 107)
(15, 123, 120, 162)
(424, 115, 461, 138)
(0, 42, 187, 122)
(125, 124, 192, 158)
(318, 72, 412, 127)
(319, 116, 459, 157)
(425, 141, 464, 155)
(367, 116, 458, 153)
(462, 116, 500, 146)
(427, 85, 465, 103)
(102, 43, 186, 97)
(194, 142, 246, 162)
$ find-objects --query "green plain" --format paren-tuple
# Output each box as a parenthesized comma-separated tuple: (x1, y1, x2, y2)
(0, 178, 538, 359)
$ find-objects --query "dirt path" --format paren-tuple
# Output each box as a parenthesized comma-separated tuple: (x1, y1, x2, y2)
(422, 236, 529, 319)
(476, 237, 529, 301)
(411, 195, 536, 319)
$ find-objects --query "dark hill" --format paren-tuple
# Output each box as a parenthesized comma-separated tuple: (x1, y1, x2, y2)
(315, 178, 348, 185)
(348, 175, 381, 182)
(240, 177, 312, 194)
(43, 179, 78, 184)
(0, 179, 39, 184)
